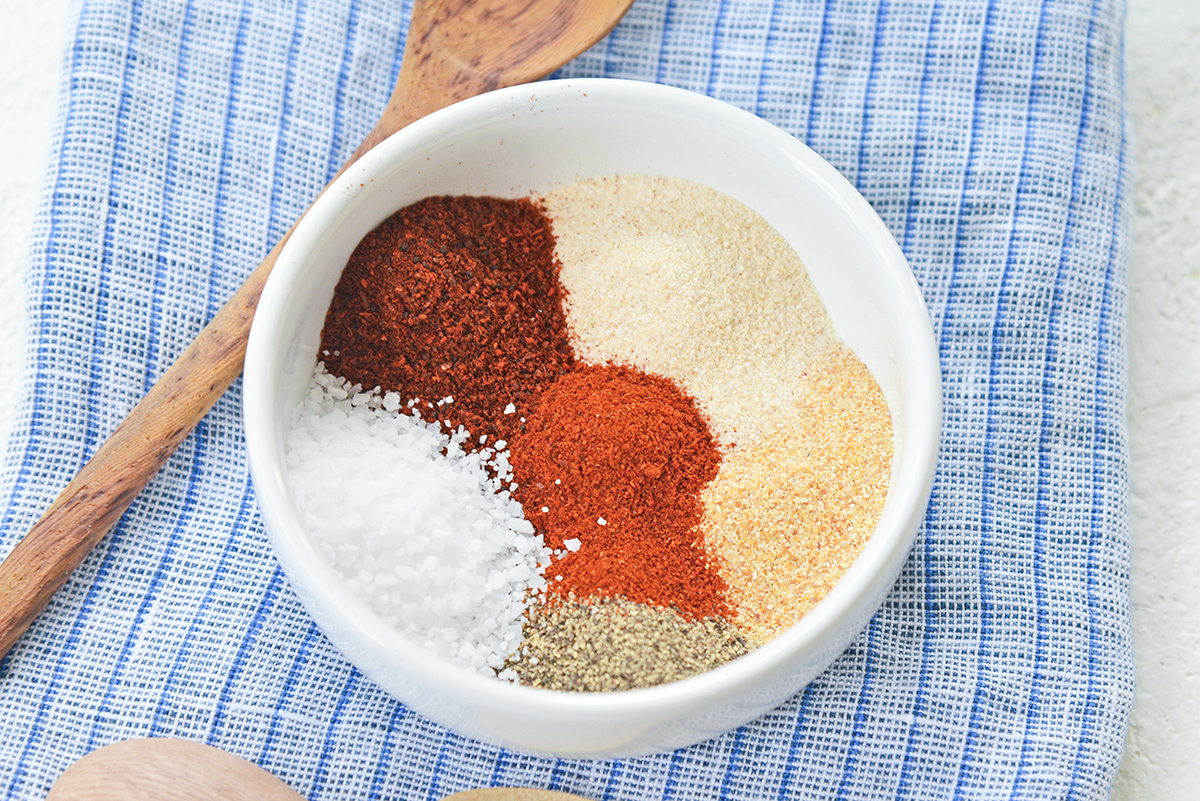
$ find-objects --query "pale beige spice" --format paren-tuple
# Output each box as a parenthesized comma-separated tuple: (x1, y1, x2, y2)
(540, 173, 842, 449)
(699, 353, 893, 645)
(508, 595, 750, 692)
(536, 172, 894, 659)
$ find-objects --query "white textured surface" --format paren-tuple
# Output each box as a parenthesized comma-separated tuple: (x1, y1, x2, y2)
(0, 0, 1194, 796)
(0, 0, 73, 446)
(1115, 1, 1200, 798)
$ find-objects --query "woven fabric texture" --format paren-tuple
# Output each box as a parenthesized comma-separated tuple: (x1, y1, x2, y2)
(0, 0, 1130, 798)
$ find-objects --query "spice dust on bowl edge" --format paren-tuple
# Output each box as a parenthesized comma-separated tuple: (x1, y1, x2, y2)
(243, 78, 942, 759)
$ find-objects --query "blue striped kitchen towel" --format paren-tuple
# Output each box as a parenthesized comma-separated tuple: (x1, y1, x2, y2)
(0, 0, 1130, 798)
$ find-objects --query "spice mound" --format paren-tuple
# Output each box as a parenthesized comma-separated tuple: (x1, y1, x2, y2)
(508, 596, 749, 692)
(284, 175, 894, 691)
(286, 367, 548, 676)
(320, 194, 574, 446)
(511, 363, 730, 622)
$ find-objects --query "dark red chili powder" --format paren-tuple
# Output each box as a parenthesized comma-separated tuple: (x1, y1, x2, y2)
(510, 363, 731, 621)
(319, 195, 576, 445)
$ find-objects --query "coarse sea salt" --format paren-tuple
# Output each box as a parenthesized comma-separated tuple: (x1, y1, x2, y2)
(285, 364, 551, 677)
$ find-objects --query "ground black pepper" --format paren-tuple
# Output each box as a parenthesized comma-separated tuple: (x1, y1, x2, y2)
(508, 595, 749, 691)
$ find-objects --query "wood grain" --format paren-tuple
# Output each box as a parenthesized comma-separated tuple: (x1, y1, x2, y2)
(0, 0, 632, 661)
(47, 739, 592, 801)
(445, 789, 593, 801)
(47, 739, 305, 801)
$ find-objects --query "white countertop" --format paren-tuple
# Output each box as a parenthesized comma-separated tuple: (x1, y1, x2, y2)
(0, 3, 71, 452)
(0, 1, 1194, 797)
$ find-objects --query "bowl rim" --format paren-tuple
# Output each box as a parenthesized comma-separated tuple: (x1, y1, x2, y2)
(244, 77, 942, 717)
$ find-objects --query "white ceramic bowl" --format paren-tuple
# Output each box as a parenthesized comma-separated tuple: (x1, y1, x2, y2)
(244, 78, 941, 758)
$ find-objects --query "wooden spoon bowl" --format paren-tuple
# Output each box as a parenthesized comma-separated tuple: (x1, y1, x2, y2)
(47, 738, 590, 801)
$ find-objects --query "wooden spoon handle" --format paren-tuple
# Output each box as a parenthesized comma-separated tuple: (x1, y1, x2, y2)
(0, 233, 283, 659)
(444, 790, 592, 801)
(0, 2, 442, 663)
(0, 0, 633, 663)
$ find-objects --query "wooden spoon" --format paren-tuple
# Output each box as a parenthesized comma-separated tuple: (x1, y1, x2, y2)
(0, 0, 633, 660)
(46, 738, 590, 801)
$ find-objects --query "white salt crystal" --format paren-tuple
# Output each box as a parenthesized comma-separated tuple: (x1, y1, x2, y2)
(503, 403, 516, 414)
(563, 538, 581, 552)
(285, 365, 551, 678)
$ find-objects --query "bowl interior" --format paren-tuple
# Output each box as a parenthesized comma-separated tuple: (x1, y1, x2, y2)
(245, 78, 941, 753)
